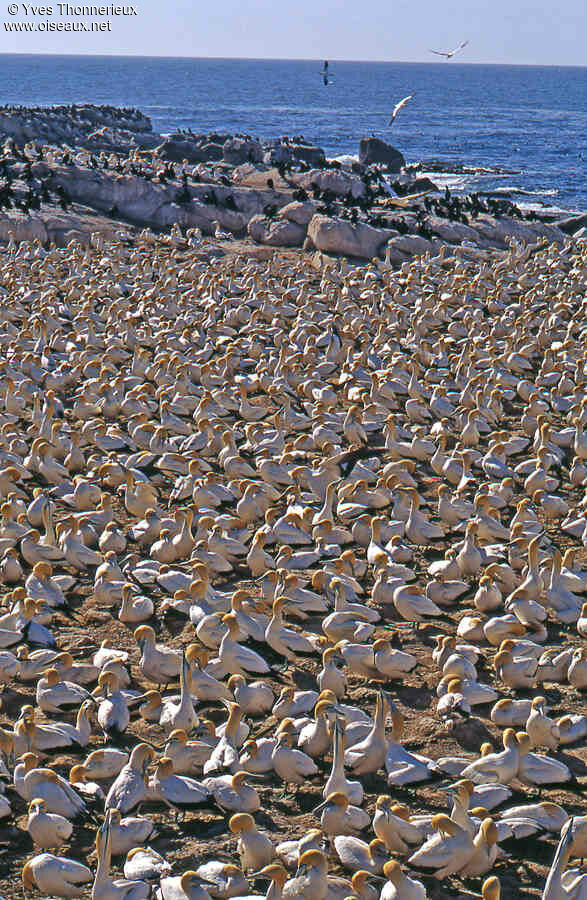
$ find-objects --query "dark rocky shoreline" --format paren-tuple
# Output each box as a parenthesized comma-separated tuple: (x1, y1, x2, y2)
(0, 103, 582, 259)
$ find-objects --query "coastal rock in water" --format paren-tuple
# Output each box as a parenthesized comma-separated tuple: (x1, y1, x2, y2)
(307, 214, 395, 259)
(248, 215, 307, 247)
(289, 143, 326, 167)
(277, 200, 320, 226)
(358, 137, 405, 172)
(390, 174, 439, 196)
(223, 138, 263, 166)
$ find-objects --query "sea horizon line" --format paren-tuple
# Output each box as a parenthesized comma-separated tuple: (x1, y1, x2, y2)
(0, 51, 585, 68)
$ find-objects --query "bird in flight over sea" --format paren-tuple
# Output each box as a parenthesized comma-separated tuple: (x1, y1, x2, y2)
(388, 94, 415, 126)
(321, 60, 332, 85)
(429, 39, 469, 59)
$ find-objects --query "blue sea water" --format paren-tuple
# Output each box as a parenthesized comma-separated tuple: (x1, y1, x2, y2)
(1, 55, 585, 212)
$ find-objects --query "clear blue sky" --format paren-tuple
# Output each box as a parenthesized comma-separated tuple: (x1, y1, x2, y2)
(1, 0, 585, 65)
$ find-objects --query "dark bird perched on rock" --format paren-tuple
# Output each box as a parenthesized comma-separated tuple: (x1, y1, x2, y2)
(368, 214, 390, 228)
(0, 188, 13, 210)
(27, 190, 41, 211)
(388, 217, 409, 234)
(202, 190, 217, 206)
(55, 184, 70, 211)
(176, 184, 191, 205)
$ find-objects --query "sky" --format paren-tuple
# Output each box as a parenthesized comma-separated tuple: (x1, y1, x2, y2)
(0, 0, 585, 65)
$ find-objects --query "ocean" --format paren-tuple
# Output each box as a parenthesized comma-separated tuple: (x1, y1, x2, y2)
(1, 55, 586, 213)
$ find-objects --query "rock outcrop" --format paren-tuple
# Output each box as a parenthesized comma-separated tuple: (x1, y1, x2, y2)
(263, 141, 326, 168)
(359, 138, 405, 172)
(277, 200, 320, 225)
(0, 105, 571, 266)
(223, 138, 263, 166)
(387, 234, 440, 257)
(555, 213, 587, 235)
(46, 164, 290, 235)
(390, 174, 439, 196)
(293, 169, 367, 199)
(427, 216, 493, 247)
(0, 209, 124, 246)
(155, 136, 223, 163)
(0, 104, 151, 147)
(248, 215, 307, 247)
(308, 214, 395, 259)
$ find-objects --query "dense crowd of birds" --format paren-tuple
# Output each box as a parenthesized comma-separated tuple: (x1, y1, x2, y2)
(0, 228, 584, 900)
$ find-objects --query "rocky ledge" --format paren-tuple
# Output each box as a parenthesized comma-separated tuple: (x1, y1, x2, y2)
(0, 105, 580, 259)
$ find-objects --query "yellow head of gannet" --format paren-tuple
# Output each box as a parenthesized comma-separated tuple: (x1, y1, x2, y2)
(382, 860, 404, 886)
(251, 864, 287, 887)
(229, 812, 255, 833)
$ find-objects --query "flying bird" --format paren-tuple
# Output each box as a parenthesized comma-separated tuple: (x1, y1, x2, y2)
(429, 40, 469, 59)
(321, 60, 332, 85)
(388, 94, 415, 126)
